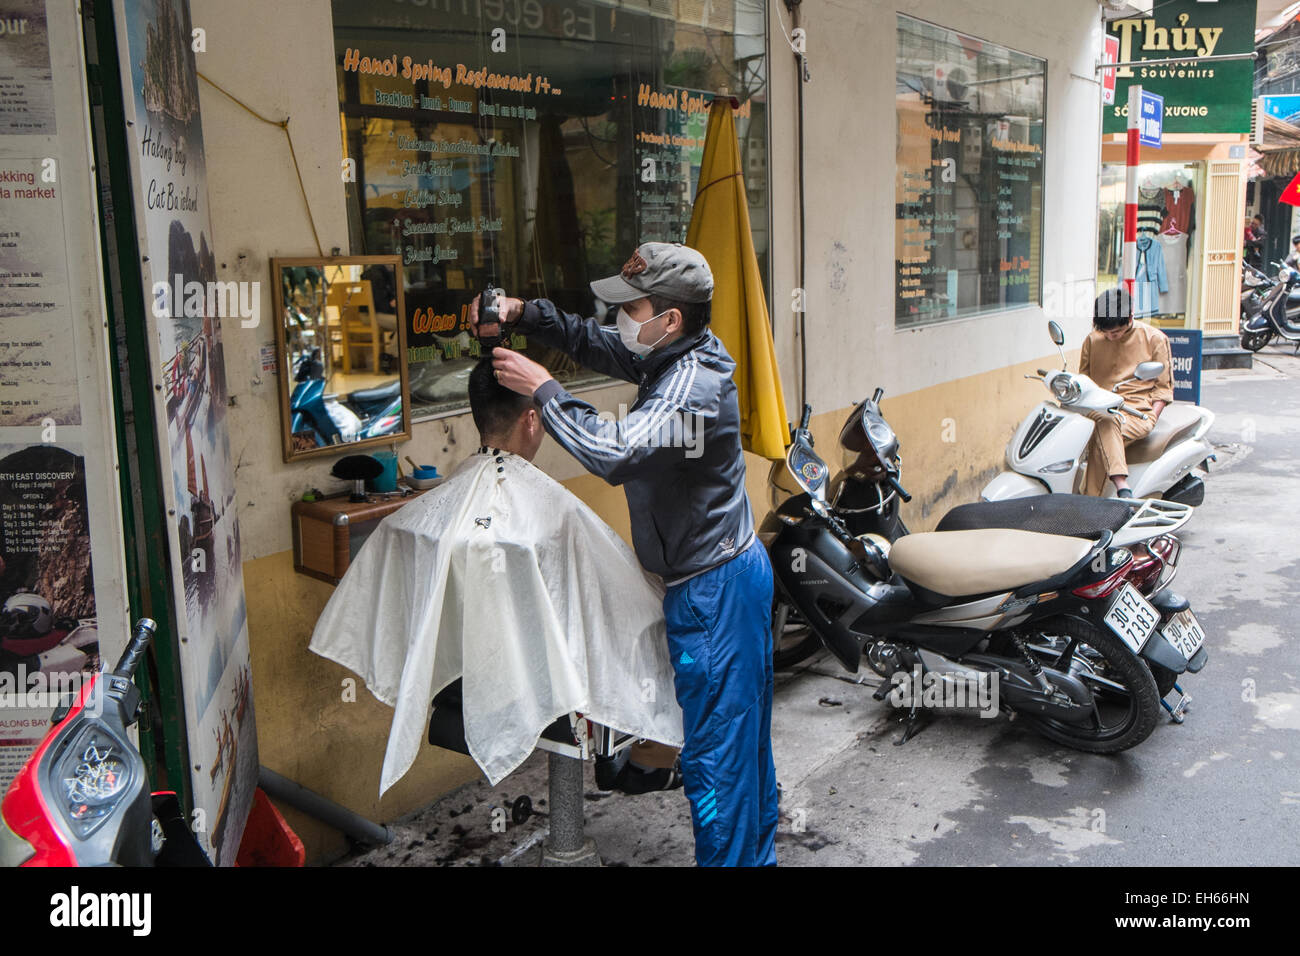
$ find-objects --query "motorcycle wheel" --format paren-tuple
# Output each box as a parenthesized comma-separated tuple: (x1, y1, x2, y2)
(1002, 616, 1162, 754)
(1240, 330, 1272, 352)
(772, 597, 822, 670)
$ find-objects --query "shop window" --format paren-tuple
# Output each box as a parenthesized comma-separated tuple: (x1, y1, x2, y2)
(1098, 162, 1201, 328)
(332, 0, 769, 419)
(894, 15, 1045, 328)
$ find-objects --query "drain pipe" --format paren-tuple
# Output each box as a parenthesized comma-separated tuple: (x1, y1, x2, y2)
(258, 765, 394, 847)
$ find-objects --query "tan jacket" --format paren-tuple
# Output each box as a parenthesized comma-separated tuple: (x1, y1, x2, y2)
(1079, 321, 1175, 408)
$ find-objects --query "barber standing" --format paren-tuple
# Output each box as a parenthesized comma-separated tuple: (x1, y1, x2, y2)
(471, 242, 777, 867)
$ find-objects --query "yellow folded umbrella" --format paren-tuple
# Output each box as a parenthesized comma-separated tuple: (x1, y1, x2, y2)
(686, 98, 790, 460)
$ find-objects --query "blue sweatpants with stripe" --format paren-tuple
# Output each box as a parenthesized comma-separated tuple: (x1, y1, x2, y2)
(663, 542, 778, 867)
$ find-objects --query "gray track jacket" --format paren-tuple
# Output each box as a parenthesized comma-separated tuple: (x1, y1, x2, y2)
(519, 298, 755, 583)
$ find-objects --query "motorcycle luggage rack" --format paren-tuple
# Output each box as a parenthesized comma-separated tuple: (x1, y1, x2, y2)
(1117, 498, 1193, 540)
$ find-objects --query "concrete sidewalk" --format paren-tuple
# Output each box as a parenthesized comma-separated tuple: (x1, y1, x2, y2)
(340, 350, 1300, 867)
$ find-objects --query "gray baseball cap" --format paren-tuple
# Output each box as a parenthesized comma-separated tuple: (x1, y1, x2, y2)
(590, 242, 714, 305)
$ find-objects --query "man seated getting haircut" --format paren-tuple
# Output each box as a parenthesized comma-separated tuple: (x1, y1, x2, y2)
(309, 359, 683, 795)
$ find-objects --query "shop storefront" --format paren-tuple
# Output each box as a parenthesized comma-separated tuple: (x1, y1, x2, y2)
(331, 0, 770, 420)
(1097, 160, 1202, 328)
(1100, 0, 1258, 337)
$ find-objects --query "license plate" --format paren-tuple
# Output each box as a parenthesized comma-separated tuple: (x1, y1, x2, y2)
(1161, 609, 1205, 661)
(1103, 582, 1160, 653)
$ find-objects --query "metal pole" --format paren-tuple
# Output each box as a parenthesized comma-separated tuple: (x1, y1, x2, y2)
(540, 752, 600, 866)
(258, 765, 394, 847)
(1122, 85, 1141, 301)
(1094, 51, 1257, 72)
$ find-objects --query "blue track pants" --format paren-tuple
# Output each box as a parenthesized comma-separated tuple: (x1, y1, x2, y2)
(662, 541, 777, 866)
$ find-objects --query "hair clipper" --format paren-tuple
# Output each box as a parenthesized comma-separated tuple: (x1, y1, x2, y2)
(478, 286, 507, 351)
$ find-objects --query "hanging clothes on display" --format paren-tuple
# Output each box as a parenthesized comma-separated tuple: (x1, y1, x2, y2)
(1158, 231, 1189, 316)
(1136, 184, 1166, 235)
(1099, 205, 1120, 275)
(309, 450, 685, 794)
(1133, 234, 1168, 317)
(1162, 181, 1195, 237)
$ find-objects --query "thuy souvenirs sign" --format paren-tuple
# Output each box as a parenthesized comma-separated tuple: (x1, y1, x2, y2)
(1103, 0, 1257, 135)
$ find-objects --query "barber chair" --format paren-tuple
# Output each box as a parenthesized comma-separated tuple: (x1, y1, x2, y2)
(428, 680, 639, 866)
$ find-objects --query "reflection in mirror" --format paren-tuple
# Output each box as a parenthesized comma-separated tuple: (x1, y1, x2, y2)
(1047, 321, 1065, 346)
(272, 256, 410, 462)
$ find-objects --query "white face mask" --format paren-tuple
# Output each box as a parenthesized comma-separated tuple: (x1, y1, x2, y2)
(616, 306, 672, 356)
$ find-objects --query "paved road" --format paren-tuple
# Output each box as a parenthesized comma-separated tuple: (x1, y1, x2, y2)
(343, 350, 1299, 867)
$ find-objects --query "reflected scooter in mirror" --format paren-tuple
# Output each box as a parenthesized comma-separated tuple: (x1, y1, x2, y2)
(762, 405, 1208, 751)
(982, 321, 1215, 506)
(290, 347, 403, 448)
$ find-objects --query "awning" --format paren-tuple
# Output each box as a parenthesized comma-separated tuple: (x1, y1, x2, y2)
(1253, 114, 1300, 178)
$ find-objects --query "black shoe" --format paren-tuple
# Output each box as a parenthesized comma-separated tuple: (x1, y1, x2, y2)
(594, 749, 630, 791)
(596, 750, 684, 794)
(1116, 488, 1134, 499)
(616, 760, 685, 795)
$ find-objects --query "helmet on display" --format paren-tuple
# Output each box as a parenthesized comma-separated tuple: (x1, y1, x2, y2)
(0, 590, 54, 639)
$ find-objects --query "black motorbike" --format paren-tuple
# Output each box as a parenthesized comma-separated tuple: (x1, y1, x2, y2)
(1240, 262, 1300, 353)
(763, 392, 1184, 676)
(761, 405, 1208, 753)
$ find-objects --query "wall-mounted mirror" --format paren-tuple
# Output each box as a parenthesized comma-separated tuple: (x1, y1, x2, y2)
(272, 256, 410, 462)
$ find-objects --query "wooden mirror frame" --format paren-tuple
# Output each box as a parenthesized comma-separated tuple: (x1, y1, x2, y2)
(271, 255, 411, 463)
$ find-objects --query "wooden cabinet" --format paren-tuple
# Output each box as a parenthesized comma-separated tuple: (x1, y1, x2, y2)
(291, 491, 427, 585)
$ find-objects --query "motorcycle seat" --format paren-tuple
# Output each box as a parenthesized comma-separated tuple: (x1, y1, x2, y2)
(889, 528, 1093, 600)
(350, 380, 402, 404)
(936, 494, 1134, 538)
(1124, 403, 1203, 465)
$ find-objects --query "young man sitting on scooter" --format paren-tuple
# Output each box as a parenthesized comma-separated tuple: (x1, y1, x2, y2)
(1079, 288, 1174, 498)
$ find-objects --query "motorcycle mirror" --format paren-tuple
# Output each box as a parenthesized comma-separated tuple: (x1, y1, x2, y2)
(1047, 321, 1065, 347)
(1135, 361, 1164, 381)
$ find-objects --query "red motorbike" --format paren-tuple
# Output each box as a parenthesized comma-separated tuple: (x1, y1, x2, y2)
(1, 618, 209, 867)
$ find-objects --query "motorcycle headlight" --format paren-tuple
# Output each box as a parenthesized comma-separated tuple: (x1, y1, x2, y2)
(1050, 376, 1082, 404)
(53, 724, 135, 839)
(1038, 459, 1075, 474)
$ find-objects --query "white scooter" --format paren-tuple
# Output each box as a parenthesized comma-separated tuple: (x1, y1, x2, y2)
(982, 322, 1214, 535)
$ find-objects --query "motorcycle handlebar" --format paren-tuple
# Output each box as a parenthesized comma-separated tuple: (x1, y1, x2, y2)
(1036, 369, 1048, 377)
(1119, 403, 1148, 421)
(872, 387, 884, 404)
(112, 618, 157, 680)
(887, 474, 912, 503)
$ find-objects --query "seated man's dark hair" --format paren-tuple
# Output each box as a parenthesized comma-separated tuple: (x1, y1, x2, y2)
(468, 358, 533, 441)
(648, 293, 711, 337)
(1093, 288, 1132, 331)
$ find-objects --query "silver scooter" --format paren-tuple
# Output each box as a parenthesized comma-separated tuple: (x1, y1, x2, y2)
(982, 322, 1214, 514)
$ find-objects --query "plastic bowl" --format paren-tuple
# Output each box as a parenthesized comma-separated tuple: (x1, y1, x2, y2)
(404, 476, 443, 491)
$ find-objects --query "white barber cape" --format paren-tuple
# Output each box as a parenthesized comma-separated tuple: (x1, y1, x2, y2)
(309, 449, 684, 794)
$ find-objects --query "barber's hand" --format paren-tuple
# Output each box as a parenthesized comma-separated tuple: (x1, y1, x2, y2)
(491, 347, 553, 397)
(468, 293, 526, 338)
